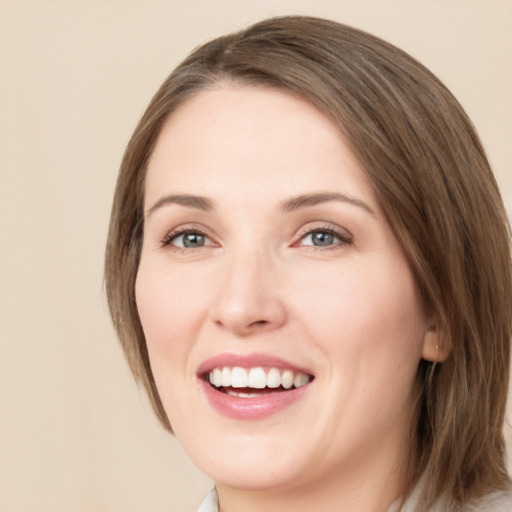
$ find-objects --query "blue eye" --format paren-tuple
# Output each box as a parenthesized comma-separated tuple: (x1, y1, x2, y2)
(301, 230, 339, 247)
(163, 230, 213, 248)
(175, 232, 206, 248)
(307, 231, 337, 246)
(298, 227, 352, 249)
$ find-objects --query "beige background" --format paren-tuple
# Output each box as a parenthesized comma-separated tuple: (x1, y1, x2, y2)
(1, 1, 511, 511)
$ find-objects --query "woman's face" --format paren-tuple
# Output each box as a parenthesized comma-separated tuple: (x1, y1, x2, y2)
(136, 85, 437, 493)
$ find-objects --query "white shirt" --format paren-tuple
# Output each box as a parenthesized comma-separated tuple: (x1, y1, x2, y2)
(196, 486, 512, 511)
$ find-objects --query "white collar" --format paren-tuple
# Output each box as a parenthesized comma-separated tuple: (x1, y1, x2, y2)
(196, 488, 219, 512)
(195, 488, 418, 512)
(196, 485, 512, 512)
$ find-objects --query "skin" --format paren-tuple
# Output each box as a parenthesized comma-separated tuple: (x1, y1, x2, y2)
(136, 85, 439, 512)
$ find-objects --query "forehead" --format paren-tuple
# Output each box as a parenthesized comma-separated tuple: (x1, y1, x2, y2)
(144, 85, 378, 210)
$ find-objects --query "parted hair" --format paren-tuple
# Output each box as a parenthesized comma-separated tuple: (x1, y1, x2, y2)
(105, 15, 511, 509)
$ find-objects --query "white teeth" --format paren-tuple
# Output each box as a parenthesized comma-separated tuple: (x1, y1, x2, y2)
(248, 367, 266, 389)
(294, 373, 309, 388)
(221, 367, 232, 387)
(227, 389, 261, 398)
(281, 370, 294, 389)
(213, 368, 222, 387)
(208, 366, 311, 390)
(266, 368, 281, 388)
(231, 367, 248, 388)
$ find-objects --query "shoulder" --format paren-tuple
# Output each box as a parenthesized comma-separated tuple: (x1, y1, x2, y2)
(193, 486, 512, 512)
(464, 490, 512, 512)
(397, 481, 512, 512)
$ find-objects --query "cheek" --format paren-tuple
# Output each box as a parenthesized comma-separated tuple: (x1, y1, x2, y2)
(299, 262, 426, 433)
(135, 264, 211, 423)
(135, 263, 209, 360)
(292, 260, 426, 368)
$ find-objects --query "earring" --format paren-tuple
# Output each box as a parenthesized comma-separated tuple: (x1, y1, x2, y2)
(434, 342, 443, 363)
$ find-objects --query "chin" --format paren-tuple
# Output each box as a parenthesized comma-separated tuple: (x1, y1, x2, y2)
(200, 455, 304, 492)
(172, 420, 308, 491)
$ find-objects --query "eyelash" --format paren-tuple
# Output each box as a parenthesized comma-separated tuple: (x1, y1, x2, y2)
(294, 225, 353, 250)
(160, 226, 213, 249)
(160, 224, 353, 250)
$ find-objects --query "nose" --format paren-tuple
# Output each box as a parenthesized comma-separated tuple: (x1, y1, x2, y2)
(210, 248, 287, 337)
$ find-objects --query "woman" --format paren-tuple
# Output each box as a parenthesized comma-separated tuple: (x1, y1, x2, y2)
(105, 16, 512, 511)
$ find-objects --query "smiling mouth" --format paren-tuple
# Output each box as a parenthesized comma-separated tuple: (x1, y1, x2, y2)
(206, 366, 314, 397)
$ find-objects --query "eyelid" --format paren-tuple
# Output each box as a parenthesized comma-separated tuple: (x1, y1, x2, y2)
(293, 222, 353, 247)
(158, 222, 352, 250)
(160, 223, 217, 248)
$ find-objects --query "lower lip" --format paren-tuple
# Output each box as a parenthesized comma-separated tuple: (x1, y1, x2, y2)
(199, 379, 310, 420)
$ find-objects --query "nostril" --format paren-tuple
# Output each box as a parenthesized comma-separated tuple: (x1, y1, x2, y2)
(251, 320, 268, 327)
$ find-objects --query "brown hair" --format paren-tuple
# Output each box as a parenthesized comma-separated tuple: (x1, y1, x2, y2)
(105, 15, 511, 508)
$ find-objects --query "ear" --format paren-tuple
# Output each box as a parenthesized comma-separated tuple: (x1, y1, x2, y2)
(421, 320, 450, 362)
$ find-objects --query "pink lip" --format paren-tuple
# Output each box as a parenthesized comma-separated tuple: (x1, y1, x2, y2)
(197, 352, 312, 375)
(197, 353, 314, 420)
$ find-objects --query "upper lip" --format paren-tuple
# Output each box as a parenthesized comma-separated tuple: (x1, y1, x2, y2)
(197, 352, 314, 378)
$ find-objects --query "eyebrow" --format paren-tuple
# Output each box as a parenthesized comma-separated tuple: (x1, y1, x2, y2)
(146, 194, 214, 217)
(280, 192, 375, 216)
(145, 191, 375, 217)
